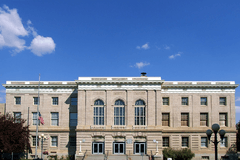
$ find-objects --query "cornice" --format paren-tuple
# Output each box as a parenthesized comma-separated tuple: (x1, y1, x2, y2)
(75, 80, 165, 85)
(3, 84, 77, 88)
(162, 84, 239, 89)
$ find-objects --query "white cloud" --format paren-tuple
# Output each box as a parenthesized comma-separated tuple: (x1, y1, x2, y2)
(0, 5, 28, 52)
(236, 106, 240, 113)
(136, 43, 149, 50)
(0, 5, 56, 56)
(164, 45, 170, 50)
(132, 62, 150, 69)
(236, 97, 240, 102)
(169, 52, 182, 59)
(29, 35, 56, 56)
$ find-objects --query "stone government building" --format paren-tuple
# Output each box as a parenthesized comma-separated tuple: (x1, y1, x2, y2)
(3, 73, 238, 160)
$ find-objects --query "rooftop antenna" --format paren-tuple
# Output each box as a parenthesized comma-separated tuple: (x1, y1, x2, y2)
(35, 74, 40, 159)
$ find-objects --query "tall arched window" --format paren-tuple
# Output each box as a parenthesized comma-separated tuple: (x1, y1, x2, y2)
(114, 99, 125, 125)
(94, 99, 104, 125)
(135, 99, 145, 125)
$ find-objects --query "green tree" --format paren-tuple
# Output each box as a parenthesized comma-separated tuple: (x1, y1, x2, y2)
(163, 148, 195, 160)
(0, 113, 30, 159)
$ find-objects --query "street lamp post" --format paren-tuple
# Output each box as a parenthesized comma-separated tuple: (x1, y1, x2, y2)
(206, 123, 226, 160)
(39, 134, 47, 160)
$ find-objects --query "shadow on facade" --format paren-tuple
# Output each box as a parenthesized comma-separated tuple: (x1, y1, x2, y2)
(65, 92, 77, 160)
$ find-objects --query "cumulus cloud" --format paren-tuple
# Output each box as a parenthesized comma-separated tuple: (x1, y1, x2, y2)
(169, 52, 182, 59)
(236, 106, 240, 113)
(29, 35, 56, 56)
(136, 43, 149, 50)
(132, 62, 150, 69)
(0, 5, 28, 52)
(0, 5, 56, 56)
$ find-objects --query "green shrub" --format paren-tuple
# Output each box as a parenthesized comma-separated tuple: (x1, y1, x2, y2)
(163, 148, 195, 160)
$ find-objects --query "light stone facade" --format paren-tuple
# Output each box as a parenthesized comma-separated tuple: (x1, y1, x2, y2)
(0, 103, 5, 115)
(2, 76, 238, 160)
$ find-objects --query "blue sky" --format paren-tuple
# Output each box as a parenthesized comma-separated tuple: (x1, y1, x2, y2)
(1, 1, 240, 123)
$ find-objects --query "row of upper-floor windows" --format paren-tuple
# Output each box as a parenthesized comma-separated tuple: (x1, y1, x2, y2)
(13, 111, 228, 127)
(13, 96, 227, 106)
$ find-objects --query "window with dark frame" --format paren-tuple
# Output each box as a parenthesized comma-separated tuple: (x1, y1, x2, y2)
(52, 97, 58, 105)
(220, 97, 226, 105)
(162, 113, 170, 126)
(114, 99, 125, 125)
(14, 112, 21, 123)
(162, 97, 169, 105)
(94, 99, 104, 125)
(181, 113, 189, 126)
(15, 97, 21, 105)
(51, 112, 59, 126)
(135, 100, 146, 125)
(201, 137, 208, 147)
(32, 136, 39, 146)
(51, 136, 58, 147)
(220, 137, 227, 147)
(182, 97, 188, 105)
(32, 112, 40, 125)
(162, 137, 169, 147)
(200, 113, 208, 126)
(70, 113, 77, 126)
(182, 137, 189, 147)
(201, 97, 207, 105)
(33, 97, 39, 105)
(219, 113, 227, 126)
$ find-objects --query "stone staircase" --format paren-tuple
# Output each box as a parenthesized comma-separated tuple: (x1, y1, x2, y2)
(85, 155, 149, 160)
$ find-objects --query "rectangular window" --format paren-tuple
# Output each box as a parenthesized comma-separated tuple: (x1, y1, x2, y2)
(32, 112, 40, 125)
(32, 136, 39, 146)
(219, 113, 227, 126)
(181, 113, 189, 126)
(52, 97, 58, 105)
(15, 97, 21, 105)
(33, 97, 39, 105)
(70, 113, 77, 126)
(134, 107, 145, 125)
(201, 156, 209, 160)
(182, 97, 188, 105)
(14, 112, 21, 123)
(51, 136, 58, 147)
(71, 98, 77, 105)
(51, 112, 59, 126)
(162, 113, 170, 126)
(162, 97, 169, 105)
(201, 137, 208, 147)
(200, 113, 208, 126)
(94, 107, 104, 125)
(220, 97, 226, 105)
(201, 97, 207, 105)
(114, 107, 125, 125)
(162, 137, 169, 147)
(182, 137, 189, 147)
(220, 137, 227, 147)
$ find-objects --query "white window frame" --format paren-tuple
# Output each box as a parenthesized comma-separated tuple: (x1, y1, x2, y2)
(92, 142, 104, 154)
(51, 112, 59, 126)
(14, 112, 21, 123)
(32, 112, 40, 125)
(113, 142, 125, 154)
(51, 136, 58, 147)
(134, 142, 145, 155)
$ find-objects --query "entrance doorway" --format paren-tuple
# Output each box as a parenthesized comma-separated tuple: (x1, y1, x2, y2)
(134, 142, 145, 155)
(113, 142, 125, 154)
(92, 142, 104, 154)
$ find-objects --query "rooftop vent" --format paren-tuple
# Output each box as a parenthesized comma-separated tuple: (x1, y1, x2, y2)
(141, 72, 147, 77)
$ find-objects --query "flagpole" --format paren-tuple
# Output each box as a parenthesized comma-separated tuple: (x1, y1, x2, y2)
(35, 74, 40, 159)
